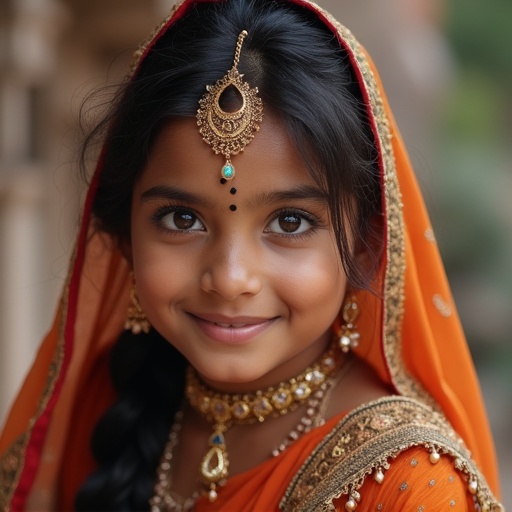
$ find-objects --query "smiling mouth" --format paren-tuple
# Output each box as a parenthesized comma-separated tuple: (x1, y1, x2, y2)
(189, 313, 277, 344)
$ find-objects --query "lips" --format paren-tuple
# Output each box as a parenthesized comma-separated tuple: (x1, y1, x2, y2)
(188, 313, 277, 345)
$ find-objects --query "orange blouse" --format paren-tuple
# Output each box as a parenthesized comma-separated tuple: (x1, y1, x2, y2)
(350, 448, 474, 512)
(193, 411, 476, 512)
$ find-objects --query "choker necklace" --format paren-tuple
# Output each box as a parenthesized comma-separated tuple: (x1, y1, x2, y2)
(185, 341, 341, 502)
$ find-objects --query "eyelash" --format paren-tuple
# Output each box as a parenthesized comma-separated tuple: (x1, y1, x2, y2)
(150, 204, 322, 240)
(151, 204, 204, 234)
(265, 208, 321, 240)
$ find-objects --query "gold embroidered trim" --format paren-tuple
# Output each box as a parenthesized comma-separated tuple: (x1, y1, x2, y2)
(279, 396, 502, 512)
(129, 2, 183, 75)
(0, 433, 29, 510)
(306, 0, 435, 406)
(0, 247, 74, 508)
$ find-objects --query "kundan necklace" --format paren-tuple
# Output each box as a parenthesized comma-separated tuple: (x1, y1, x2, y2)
(184, 341, 341, 502)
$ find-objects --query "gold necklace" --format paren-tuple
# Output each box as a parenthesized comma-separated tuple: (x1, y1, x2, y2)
(149, 356, 353, 511)
(150, 380, 336, 512)
(185, 341, 341, 502)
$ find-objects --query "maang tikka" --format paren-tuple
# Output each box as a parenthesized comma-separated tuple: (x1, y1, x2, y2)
(196, 30, 263, 183)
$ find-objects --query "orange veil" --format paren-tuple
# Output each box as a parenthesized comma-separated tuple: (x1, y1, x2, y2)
(0, 1, 500, 510)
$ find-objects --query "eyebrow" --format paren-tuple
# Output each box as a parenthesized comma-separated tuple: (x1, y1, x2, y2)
(248, 185, 328, 208)
(140, 184, 328, 208)
(140, 185, 210, 206)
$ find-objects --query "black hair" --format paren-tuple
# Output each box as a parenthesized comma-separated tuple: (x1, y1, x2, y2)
(76, 0, 382, 509)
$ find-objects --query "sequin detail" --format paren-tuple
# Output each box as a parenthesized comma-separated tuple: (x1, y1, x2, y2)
(433, 294, 452, 318)
(424, 228, 436, 243)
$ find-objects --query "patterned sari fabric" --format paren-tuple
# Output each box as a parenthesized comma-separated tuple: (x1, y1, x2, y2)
(0, 1, 503, 510)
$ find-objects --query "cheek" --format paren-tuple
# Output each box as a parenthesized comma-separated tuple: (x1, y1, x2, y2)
(275, 245, 347, 315)
(130, 221, 190, 314)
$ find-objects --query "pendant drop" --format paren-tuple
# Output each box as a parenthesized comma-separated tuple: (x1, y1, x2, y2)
(221, 162, 235, 180)
(201, 425, 229, 501)
(208, 487, 218, 502)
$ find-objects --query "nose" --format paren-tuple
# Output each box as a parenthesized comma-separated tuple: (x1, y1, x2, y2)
(200, 236, 262, 301)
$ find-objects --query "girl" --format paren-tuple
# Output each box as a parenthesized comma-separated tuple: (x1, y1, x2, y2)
(0, 0, 503, 510)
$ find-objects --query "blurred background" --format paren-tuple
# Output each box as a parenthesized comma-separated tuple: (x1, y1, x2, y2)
(0, 0, 510, 506)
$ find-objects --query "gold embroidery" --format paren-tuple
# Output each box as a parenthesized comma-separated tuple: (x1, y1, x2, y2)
(279, 397, 502, 512)
(433, 294, 452, 318)
(0, 246, 74, 508)
(308, 2, 438, 408)
(130, 2, 183, 75)
(0, 433, 28, 509)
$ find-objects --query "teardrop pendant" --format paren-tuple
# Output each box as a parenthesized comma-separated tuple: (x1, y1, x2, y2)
(200, 425, 229, 502)
(201, 446, 228, 482)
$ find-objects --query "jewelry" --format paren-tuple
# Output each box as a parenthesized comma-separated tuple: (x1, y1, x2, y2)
(196, 30, 263, 182)
(272, 355, 354, 457)
(271, 376, 334, 458)
(124, 275, 151, 334)
(186, 342, 341, 502)
(338, 296, 360, 353)
(150, 390, 333, 512)
(150, 410, 200, 512)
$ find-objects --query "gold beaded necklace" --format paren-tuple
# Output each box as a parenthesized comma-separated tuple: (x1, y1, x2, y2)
(185, 341, 341, 502)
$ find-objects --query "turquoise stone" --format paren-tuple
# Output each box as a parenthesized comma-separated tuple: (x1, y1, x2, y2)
(221, 164, 235, 180)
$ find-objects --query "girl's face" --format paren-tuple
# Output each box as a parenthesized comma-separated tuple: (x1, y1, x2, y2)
(130, 114, 348, 392)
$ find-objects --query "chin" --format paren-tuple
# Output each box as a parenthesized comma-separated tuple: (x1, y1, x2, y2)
(194, 359, 273, 391)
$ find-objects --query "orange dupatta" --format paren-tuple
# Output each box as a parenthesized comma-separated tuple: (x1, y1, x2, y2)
(0, 0, 501, 510)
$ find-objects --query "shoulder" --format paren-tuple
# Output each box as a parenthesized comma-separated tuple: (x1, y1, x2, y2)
(280, 396, 502, 512)
(335, 446, 473, 511)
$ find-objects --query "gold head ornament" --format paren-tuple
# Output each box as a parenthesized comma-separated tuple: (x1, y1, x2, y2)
(196, 30, 264, 181)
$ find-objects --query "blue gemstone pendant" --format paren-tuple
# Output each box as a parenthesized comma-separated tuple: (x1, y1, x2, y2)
(210, 432, 226, 447)
(201, 424, 229, 498)
(221, 163, 235, 180)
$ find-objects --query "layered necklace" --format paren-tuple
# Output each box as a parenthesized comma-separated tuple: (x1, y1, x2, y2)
(150, 341, 345, 511)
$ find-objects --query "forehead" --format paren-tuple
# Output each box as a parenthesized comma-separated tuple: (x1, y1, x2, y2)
(138, 114, 320, 200)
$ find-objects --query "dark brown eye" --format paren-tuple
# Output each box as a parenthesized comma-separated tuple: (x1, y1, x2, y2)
(174, 211, 196, 230)
(278, 213, 302, 233)
(265, 210, 314, 236)
(159, 209, 203, 231)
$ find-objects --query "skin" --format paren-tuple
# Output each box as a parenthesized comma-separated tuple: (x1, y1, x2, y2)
(130, 113, 348, 393)
(130, 113, 391, 496)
